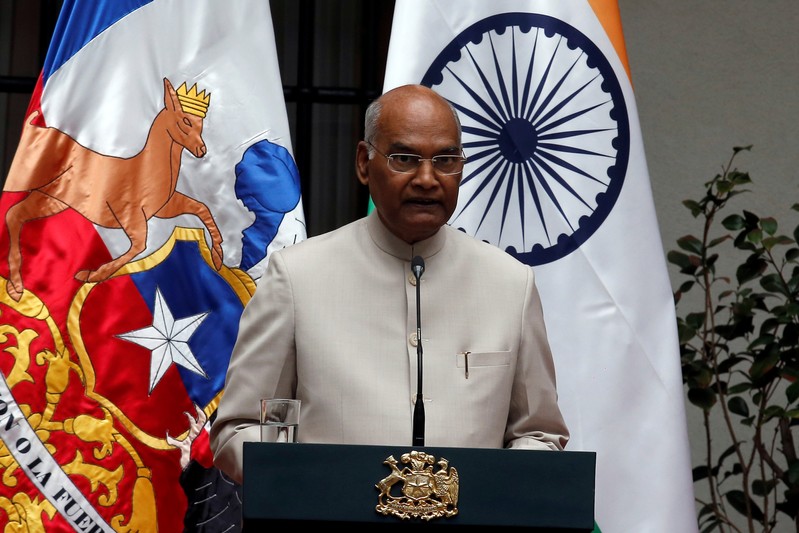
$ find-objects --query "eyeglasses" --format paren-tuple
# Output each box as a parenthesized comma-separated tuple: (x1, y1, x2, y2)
(366, 141, 466, 176)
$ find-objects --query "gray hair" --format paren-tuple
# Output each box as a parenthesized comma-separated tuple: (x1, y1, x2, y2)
(363, 92, 462, 159)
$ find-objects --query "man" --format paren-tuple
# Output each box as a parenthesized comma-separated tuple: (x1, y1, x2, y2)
(210, 85, 569, 484)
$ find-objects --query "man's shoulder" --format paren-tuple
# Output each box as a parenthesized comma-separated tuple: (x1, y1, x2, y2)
(443, 224, 530, 272)
(280, 217, 367, 257)
(264, 219, 368, 281)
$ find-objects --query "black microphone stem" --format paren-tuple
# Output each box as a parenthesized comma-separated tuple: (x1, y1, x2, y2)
(411, 256, 425, 447)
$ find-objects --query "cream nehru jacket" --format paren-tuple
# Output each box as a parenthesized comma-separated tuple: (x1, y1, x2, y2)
(210, 211, 569, 483)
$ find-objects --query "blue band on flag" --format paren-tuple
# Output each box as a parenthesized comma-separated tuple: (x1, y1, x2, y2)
(43, 0, 154, 83)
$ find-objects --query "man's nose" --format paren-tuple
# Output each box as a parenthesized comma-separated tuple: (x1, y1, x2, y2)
(412, 160, 438, 186)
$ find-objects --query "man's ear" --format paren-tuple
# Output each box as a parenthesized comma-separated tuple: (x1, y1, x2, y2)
(355, 141, 370, 186)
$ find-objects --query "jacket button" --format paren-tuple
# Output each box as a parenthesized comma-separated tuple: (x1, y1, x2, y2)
(409, 332, 418, 347)
(408, 272, 417, 286)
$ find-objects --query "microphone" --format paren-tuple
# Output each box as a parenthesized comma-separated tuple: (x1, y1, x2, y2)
(411, 255, 425, 447)
(412, 255, 425, 279)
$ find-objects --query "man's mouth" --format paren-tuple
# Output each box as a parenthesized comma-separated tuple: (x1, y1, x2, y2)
(406, 198, 439, 206)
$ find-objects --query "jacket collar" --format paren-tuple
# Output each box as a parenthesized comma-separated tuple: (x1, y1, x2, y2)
(366, 210, 447, 261)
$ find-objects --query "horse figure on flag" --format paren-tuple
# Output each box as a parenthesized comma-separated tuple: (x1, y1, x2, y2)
(3, 77, 224, 301)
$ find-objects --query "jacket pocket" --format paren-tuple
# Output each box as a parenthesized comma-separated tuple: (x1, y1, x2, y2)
(455, 350, 510, 368)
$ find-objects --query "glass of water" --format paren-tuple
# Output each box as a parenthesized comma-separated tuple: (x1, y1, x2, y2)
(260, 398, 301, 442)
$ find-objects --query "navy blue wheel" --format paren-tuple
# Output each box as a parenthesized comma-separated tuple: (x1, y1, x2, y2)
(421, 13, 630, 266)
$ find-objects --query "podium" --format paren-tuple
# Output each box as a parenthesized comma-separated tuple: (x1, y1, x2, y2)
(242, 442, 595, 530)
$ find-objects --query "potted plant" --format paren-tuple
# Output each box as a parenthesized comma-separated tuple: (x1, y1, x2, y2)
(668, 146, 799, 532)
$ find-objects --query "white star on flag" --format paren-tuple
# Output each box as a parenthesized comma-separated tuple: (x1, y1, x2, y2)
(118, 287, 209, 393)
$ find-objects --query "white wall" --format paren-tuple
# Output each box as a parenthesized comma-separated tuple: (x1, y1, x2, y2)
(620, 1, 798, 530)
(621, 0, 799, 264)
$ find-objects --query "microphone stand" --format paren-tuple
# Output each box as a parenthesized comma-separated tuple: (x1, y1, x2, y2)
(411, 256, 425, 447)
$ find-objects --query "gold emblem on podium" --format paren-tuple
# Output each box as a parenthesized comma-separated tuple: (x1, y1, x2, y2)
(375, 450, 459, 520)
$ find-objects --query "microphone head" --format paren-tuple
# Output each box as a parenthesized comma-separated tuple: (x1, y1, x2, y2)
(411, 255, 425, 279)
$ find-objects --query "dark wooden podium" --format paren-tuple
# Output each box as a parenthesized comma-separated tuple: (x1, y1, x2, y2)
(242, 442, 595, 530)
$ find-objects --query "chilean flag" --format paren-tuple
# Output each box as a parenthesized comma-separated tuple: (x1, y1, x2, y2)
(0, 1, 304, 531)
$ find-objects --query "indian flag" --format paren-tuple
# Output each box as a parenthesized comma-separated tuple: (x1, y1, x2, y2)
(382, 1, 697, 531)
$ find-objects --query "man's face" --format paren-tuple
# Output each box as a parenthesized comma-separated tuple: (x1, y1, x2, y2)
(356, 89, 462, 244)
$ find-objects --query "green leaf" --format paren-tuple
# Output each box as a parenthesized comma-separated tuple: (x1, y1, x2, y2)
(677, 321, 696, 344)
(700, 518, 723, 533)
(786, 381, 799, 404)
(782, 365, 799, 381)
(667, 250, 692, 269)
(746, 228, 763, 245)
(718, 355, 746, 373)
(763, 406, 785, 423)
(693, 465, 711, 482)
(717, 180, 733, 194)
(753, 390, 763, 405)
(690, 367, 715, 389)
(787, 275, 799, 294)
(688, 387, 716, 410)
(708, 235, 732, 248)
(747, 333, 774, 349)
(752, 478, 779, 496)
(743, 210, 760, 226)
(727, 382, 752, 394)
(734, 239, 757, 252)
(682, 200, 705, 218)
(762, 235, 794, 251)
(761, 273, 789, 296)
(677, 235, 704, 255)
(727, 396, 749, 417)
(760, 217, 778, 235)
(715, 320, 754, 341)
(725, 490, 765, 522)
(788, 461, 799, 484)
(686, 312, 705, 330)
(750, 352, 780, 380)
(722, 214, 746, 231)
(683, 199, 704, 217)
(737, 257, 767, 284)
(705, 253, 719, 270)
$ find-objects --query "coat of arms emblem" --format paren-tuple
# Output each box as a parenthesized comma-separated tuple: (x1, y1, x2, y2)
(375, 450, 459, 520)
